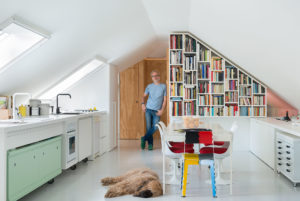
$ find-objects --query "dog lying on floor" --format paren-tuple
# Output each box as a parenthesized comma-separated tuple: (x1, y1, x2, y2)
(101, 168, 163, 198)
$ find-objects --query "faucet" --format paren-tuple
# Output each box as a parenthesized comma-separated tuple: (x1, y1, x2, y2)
(56, 93, 72, 114)
(12, 93, 32, 119)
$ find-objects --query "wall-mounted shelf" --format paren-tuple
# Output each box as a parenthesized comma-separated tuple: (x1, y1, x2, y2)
(169, 32, 267, 117)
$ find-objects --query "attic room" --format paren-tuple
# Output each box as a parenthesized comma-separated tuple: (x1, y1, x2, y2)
(0, 0, 300, 200)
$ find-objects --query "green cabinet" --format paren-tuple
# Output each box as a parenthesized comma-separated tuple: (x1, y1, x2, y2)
(7, 136, 62, 201)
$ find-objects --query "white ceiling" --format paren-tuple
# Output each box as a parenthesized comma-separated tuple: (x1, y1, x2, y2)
(0, 0, 299, 109)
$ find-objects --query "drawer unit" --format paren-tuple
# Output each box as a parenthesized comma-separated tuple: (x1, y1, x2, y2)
(276, 131, 300, 186)
(7, 136, 62, 201)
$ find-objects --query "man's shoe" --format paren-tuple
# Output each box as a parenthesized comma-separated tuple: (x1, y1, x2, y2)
(148, 144, 153, 150)
(141, 137, 145, 150)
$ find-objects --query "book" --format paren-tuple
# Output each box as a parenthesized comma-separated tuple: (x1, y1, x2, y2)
(170, 34, 182, 49)
(211, 57, 222, 70)
(170, 50, 183, 64)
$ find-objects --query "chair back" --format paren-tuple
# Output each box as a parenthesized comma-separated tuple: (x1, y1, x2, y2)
(230, 121, 238, 133)
(156, 124, 165, 152)
(158, 121, 167, 133)
(185, 129, 213, 145)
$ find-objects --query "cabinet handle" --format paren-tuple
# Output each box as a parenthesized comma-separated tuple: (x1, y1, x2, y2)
(287, 157, 291, 160)
(278, 158, 282, 160)
(286, 169, 291, 172)
(278, 147, 282, 149)
(33, 155, 36, 159)
(57, 146, 59, 150)
(286, 163, 291, 167)
(286, 151, 290, 154)
(286, 145, 291, 148)
(278, 163, 282, 166)
(277, 141, 282, 143)
(14, 163, 16, 167)
(43, 152, 45, 156)
(278, 152, 282, 155)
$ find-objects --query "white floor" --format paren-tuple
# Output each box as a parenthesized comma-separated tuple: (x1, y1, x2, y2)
(20, 140, 300, 201)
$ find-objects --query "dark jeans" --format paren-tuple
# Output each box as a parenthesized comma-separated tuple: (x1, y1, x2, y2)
(143, 109, 160, 145)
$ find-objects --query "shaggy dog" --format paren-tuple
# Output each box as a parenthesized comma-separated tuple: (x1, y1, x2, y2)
(101, 168, 163, 198)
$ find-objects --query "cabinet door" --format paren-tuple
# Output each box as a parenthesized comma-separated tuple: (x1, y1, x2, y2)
(7, 149, 39, 201)
(78, 117, 93, 161)
(39, 139, 62, 182)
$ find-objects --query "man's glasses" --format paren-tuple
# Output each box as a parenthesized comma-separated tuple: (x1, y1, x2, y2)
(152, 75, 160, 77)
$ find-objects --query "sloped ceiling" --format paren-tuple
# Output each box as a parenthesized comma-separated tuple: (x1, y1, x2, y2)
(0, 0, 300, 109)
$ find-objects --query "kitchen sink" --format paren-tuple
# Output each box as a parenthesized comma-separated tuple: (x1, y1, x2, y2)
(57, 112, 83, 115)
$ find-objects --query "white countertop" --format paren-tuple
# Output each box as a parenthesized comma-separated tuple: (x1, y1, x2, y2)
(253, 117, 300, 137)
(0, 111, 107, 132)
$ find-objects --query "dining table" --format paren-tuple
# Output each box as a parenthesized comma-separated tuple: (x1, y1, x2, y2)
(161, 120, 233, 195)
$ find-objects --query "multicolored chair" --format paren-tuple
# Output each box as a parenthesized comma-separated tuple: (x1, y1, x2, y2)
(181, 129, 227, 198)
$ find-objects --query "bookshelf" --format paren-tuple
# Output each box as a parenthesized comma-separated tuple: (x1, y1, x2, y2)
(169, 32, 267, 117)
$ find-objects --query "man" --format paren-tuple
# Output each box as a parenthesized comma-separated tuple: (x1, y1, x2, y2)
(141, 70, 167, 150)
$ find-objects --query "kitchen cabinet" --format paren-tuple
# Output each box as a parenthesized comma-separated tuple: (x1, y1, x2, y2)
(250, 119, 275, 169)
(78, 117, 93, 161)
(7, 136, 61, 201)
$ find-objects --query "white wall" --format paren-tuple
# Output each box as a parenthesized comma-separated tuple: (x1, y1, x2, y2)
(58, 65, 110, 111)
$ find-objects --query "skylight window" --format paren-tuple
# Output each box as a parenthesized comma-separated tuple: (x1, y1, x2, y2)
(0, 18, 48, 73)
(39, 58, 104, 99)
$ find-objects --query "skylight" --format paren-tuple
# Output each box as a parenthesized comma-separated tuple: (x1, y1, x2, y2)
(0, 19, 48, 73)
(39, 58, 104, 99)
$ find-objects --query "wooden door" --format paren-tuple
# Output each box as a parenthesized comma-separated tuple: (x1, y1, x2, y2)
(120, 63, 144, 139)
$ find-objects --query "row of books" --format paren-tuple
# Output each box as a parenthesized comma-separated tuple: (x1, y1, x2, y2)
(185, 35, 196, 52)
(184, 87, 196, 99)
(198, 94, 210, 105)
(211, 71, 224, 82)
(199, 107, 210, 116)
(240, 97, 252, 105)
(211, 107, 224, 116)
(225, 105, 239, 116)
(184, 101, 196, 115)
(253, 107, 265, 116)
(240, 72, 252, 84)
(211, 83, 224, 93)
(171, 100, 182, 116)
(240, 107, 252, 116)
(184, 55, 196, 70)
(225, 66, 238, 79)
(198, 63, 210, 79)
(170, 35, 183, 49)
(170, 83, 183, 96)
(239, 86, 252, 96)
(225, 91, 238, 102)
(253, 95, 265, 105)
(170, 66, 183, 82)
(253, 82, 266, 94)
(225, 80, 238, 91)
(184, 72, 196, 85)
(197, 43, 210, 61)
(198, 81, 209, 93)
(212, 95, 224, 105)
(211, 57, 222, 70)
(170, 51, 183, 64)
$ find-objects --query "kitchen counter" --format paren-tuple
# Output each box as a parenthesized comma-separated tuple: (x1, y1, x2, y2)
(252, 117, 300, 137)
(0, 111, 107, 201)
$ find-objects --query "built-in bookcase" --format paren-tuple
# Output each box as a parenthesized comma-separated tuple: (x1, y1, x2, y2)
(169, 32, 267, 117)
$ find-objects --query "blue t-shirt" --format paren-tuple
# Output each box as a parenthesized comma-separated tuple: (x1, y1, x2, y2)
(145, 83, 167, 111)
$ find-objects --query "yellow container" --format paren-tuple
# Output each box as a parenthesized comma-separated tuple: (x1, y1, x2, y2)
(19, 105, 26, 117)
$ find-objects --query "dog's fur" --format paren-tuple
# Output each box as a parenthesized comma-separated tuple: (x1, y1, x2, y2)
(101, 168, 163, 198)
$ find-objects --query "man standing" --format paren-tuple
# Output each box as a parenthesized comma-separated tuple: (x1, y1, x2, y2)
(141, 70, 167, 150)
